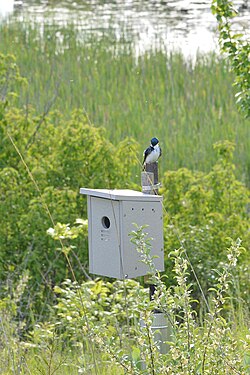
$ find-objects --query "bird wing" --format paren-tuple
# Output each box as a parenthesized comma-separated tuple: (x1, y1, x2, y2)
(143, 146, 153, 164)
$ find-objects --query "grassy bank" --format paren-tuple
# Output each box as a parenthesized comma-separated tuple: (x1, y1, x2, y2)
(0, 18, 249, 183)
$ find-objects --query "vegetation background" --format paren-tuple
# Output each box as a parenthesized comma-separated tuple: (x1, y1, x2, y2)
(0, 0, 249, 373)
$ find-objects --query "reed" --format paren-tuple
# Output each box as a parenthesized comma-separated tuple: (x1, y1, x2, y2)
(0, 19, 249, 183)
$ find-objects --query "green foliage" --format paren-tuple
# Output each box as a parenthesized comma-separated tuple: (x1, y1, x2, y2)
(0, 103, 139, 318)
(160, 140, 250, 301)
(11, 229, 247, 375)
(53, 278, 146, 343)
(0, 53, 26, 116)
(0, 271, 30, 374)
(47, 220, 88, 241)
(211, 0, 250, 117)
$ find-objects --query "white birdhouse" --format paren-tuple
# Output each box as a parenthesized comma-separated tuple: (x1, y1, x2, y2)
(80, 188, 164, 279)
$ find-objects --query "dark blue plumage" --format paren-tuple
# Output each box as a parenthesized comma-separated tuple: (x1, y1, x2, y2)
(143, 137, 161, 167)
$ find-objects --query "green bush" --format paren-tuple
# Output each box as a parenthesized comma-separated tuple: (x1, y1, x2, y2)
(16, 229, 249, 375)
(0, 70, 138, 316)
(161, 140, 250, 303)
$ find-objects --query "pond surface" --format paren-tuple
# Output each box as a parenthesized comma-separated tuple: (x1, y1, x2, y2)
(0, 0, 249, 57)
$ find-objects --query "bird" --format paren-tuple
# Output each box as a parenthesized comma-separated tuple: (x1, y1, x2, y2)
(142, 137, 162, 168)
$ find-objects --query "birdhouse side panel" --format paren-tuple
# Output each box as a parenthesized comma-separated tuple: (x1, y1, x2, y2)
(87, 195, 93, 270)
(88, 197, 121, 278)
(120, 200, 164, 278)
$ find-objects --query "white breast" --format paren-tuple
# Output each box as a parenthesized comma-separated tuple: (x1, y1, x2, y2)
(146, 144, 161, 163)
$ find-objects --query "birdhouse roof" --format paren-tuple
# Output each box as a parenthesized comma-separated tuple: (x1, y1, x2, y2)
(80, 188, 162, 201)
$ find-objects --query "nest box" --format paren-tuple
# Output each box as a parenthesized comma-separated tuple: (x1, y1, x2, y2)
(80, 188, 164, 279)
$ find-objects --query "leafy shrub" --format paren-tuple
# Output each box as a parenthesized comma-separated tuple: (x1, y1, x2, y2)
(160, 140, 250, 303)
(0, 51, 139, 307)
(0, 103, 138, 318)
(20, 227, 249, 374)
(211, 0, 250, 117)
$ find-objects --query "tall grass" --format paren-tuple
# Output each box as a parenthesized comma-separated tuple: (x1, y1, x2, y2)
(0, 19, 249, 183)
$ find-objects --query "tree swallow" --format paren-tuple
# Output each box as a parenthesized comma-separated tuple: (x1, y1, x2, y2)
(143, 137, 162, 167)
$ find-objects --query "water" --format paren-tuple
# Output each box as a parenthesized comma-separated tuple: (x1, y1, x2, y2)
(0, 0, 249, 57)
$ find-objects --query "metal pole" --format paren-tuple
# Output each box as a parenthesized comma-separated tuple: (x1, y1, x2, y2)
(141, 162, 172, 355)
(141, 161, 159, 300)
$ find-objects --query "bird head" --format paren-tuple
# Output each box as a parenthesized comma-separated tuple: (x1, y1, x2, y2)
(151, 137, 159, 147)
